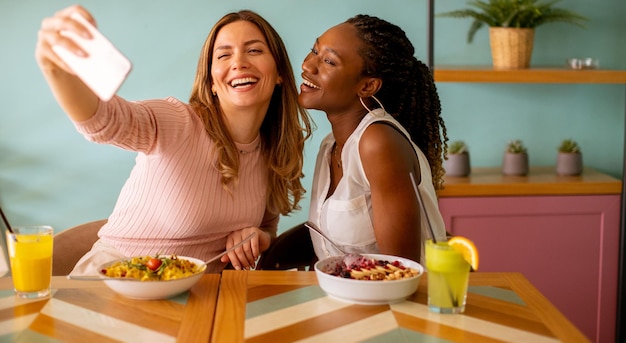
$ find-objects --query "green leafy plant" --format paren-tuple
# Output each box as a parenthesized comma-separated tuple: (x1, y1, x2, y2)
(558, 139, 580, 153)
(506, 139, 527, 154)
(437, 0, 588, 43)
(448, 140, 468, 154)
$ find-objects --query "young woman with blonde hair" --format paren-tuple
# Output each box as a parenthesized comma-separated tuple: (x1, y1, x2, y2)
(35, 5, 311, 273)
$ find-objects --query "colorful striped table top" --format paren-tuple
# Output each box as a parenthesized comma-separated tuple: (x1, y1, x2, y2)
(213, 271, 590, 343)
(0, 274, 220, 342)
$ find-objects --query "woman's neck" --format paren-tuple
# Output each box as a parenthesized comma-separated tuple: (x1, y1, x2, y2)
(327, 109, 367, 146)
(222, 108, 266, 144)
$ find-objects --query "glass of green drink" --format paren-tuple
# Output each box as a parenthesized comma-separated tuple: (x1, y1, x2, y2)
(425, 239, 471, 314)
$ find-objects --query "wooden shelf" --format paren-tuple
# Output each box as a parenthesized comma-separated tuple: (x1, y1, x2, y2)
(434, 66, 626, 84)
(437, 166, 622, 197)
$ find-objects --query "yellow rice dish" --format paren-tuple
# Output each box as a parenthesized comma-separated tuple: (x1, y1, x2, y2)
(101, 255, 202, 281)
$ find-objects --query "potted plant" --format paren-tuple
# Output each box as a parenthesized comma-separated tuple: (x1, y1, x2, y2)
(502, 139, 529, 175)
(437, 0, 587, 69)
(556, 139, 582, 176)
(444, 140, 471, 177)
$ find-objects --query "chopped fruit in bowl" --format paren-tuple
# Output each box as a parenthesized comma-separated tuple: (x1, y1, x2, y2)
(314, 253, 424, 305)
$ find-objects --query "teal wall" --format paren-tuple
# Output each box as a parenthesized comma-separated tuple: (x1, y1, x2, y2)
(1, 0, 624, 234)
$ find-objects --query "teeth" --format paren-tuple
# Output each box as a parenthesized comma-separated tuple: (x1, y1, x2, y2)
(302, 79, 320, 89)
(230, 77, 258, 87)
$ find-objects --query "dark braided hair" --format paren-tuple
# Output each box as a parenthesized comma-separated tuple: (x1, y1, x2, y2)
(346, 14, 448, 190)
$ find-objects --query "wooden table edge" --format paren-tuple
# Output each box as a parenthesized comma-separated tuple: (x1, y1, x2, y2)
(503, 272, 591, 342)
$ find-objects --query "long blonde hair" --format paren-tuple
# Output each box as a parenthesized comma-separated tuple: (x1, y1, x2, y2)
(189, 10, 312, 215)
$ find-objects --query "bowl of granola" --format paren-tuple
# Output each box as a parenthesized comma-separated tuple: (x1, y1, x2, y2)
(314, 253, 424, 305)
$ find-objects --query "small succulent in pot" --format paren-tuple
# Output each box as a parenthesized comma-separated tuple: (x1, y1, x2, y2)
(506, 139, 527, 154)
(445, 140, 471, 177)
(502, 139, 528, 175)
(556, 139, 582, 176)
(448, 140, 469, 154)
(558, 139, 581, 153)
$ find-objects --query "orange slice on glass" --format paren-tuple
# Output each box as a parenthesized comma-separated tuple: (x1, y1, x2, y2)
(448, 236, 479, 271)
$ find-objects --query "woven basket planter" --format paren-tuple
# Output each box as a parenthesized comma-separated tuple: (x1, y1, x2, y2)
(489, 27, 535, 69)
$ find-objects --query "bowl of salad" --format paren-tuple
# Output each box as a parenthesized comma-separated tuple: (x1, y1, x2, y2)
(98, 255, 206, 300)
(314, 253, 423, 305)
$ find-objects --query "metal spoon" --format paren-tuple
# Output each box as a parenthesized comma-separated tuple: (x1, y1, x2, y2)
(304, 222, 347, 254)
(304, 222, 362, 266)
(68, 232, 257, 281)
(305, 222, 366, 267)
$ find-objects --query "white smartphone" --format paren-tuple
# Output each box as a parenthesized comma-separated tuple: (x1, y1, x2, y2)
(52, 12, 132, 101)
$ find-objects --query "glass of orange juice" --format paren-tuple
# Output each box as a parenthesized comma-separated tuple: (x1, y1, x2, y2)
(425, 238, 472, 314)
(6, 225, 54, 298)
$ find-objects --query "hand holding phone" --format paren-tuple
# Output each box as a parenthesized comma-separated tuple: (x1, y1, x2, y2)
(52, 12, 132, 101)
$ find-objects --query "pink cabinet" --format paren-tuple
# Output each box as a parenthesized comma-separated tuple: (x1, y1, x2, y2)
(437, 167, 622, 343)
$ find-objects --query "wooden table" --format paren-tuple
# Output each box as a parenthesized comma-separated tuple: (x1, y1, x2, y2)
(0, 274, 220, 342)
(213, 271, 590, 343)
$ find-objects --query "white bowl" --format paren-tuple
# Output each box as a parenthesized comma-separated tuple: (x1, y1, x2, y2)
(98, 256, 206, 300)
(314, 253, 424, 305)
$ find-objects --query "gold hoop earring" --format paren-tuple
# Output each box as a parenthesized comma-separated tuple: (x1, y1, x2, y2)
(359, 95, 386, 117)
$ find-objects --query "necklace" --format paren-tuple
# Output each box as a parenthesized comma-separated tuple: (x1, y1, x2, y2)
(332, 143, 342, 169)
(239, 143, 260, 155)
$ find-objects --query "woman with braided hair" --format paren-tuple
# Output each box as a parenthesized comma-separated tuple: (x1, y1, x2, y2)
(300, 14, 448, 263)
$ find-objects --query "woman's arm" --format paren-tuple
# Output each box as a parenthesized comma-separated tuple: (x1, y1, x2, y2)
(360, 123, 422, 261)
(35, 5, 100, 122)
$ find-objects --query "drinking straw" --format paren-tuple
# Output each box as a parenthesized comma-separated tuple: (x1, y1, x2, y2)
(409, 172, 437, 243)
(0, 206, 13, 234)
(410, 172, 458, 307)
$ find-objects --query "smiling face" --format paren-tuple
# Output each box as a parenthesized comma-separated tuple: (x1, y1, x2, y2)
(211, 20, 281, 113)
(299, 23, 368, 115)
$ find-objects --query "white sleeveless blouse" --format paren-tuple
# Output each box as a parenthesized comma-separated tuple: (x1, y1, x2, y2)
(307, 109, 446, 264)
